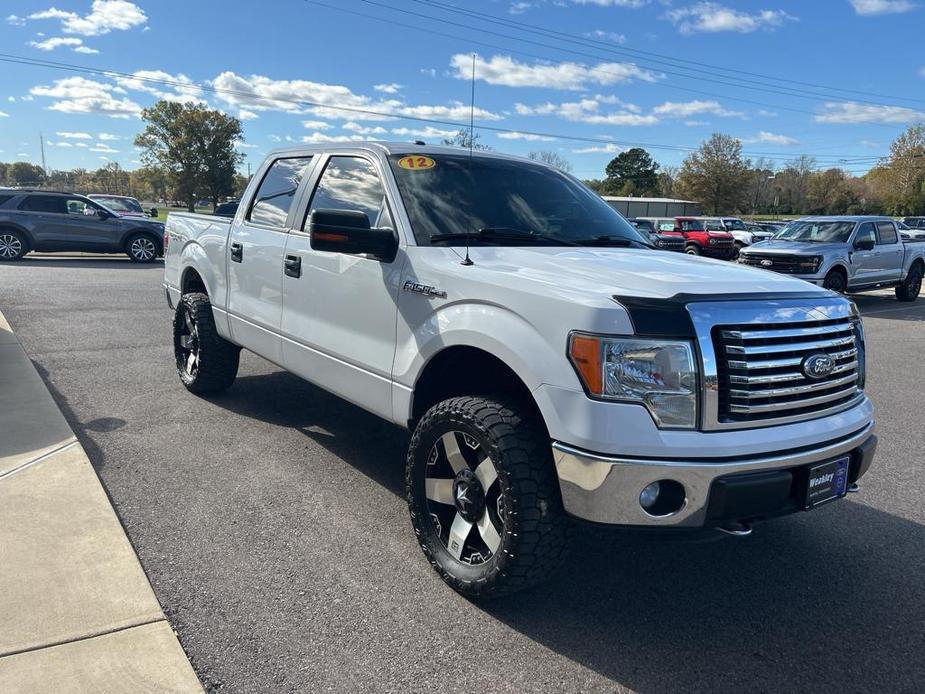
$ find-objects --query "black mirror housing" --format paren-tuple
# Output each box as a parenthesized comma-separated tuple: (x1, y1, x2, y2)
(854, 238, 875, 251)
(310, 209, 397, 261)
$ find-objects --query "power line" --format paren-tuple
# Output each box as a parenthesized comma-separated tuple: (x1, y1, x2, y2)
(0, 52, 887, 166)
(409, 0, 925, 108)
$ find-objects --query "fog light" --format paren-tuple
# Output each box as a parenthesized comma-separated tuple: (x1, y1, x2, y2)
(640, 482, 661, 510)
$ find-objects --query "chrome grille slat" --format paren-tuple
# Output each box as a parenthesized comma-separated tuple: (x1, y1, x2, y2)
(728, 373, 858, 399)
(728, 384, 859, 414)
(712, 314, 861, 424)
(724, 335, 855, 356)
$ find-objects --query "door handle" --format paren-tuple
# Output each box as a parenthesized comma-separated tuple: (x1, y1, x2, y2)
(230, 241, 243, 262)
(284, 254, 301, 278)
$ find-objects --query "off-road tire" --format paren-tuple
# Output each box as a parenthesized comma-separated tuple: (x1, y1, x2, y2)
(173, 292, 240, 394)
(125, 232, 160, 263)
(406, 396, 571, 598)
(896, 262, 923, 302)
(823, 268, 847, 293)
(0, 229, 27, 261)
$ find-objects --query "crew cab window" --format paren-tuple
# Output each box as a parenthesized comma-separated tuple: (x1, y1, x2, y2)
(855, 223, 876, 246)
(247, 156, 313, 228)
(876, 222, 898, 245)
(19, 195, 67, 214)
(305, 156, 391, 228)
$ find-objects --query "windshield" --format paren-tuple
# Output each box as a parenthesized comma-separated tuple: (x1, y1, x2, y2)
(388, 153, 645, 246)
(774, 221, 855, 243)
(94, 196, 143, 214)
(723, 218, 748, 231)
(705, 220, 725, 231)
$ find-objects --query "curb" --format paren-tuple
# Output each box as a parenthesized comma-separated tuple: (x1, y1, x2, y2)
(0, 309, 203, 693)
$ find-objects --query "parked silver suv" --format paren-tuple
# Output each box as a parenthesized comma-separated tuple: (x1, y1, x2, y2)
(0, 190, 165, 262)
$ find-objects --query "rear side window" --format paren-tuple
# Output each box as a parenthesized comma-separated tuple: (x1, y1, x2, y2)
(247, 157, 313, 228)
(19, 195, 67, 214)
(876, 222, 898, 245)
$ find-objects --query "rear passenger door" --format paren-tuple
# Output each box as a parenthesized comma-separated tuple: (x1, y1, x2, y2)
(226, 156, 315, 364)
(16, 195, 71, 250)
(280, 153, 403, 420)
(875, 221, 903, 282)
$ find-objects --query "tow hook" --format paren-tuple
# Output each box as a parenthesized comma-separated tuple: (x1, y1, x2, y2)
(716, 521, 753, 537)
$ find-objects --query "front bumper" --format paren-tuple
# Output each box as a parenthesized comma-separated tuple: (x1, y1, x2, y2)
(701, 245, 736, 259)
(552, 421, 876, 527)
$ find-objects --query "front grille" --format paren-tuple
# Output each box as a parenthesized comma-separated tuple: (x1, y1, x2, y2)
(713, 317, 861, 423)
(739, 253, 815, 274)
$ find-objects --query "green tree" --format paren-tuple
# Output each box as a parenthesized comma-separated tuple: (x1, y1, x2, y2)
(528, 150, 573, 173)
(603, 148, 659, 196)
(7, 161, 47, 186)
(676, 134, 749, 214)
(135, 101, 243, 211)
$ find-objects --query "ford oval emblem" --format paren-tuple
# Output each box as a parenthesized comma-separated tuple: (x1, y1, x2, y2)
(760, 259, 773, 267)
(802, 353, 835, 380)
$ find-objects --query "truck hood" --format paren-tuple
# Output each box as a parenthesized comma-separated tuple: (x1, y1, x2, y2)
(438, 246, 826, 301)
(743, 240, 842, 255)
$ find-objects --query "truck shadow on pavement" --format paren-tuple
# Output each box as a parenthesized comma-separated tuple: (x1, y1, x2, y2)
(212, 369, 924, 694)
(853, 293, 925, 322)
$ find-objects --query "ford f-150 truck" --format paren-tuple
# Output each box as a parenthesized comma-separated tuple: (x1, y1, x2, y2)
(163, 144, 877, 597)
(738, 216, 924, 301)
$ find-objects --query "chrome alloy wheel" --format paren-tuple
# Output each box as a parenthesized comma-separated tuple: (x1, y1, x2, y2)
(0, 234, 22, 259)
(130, 236, 157, 261)
(176, 308, 200, 377)
(425, 431, 504, 566)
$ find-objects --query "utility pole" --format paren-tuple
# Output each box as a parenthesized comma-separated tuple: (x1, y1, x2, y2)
(39, 133, 47, 177)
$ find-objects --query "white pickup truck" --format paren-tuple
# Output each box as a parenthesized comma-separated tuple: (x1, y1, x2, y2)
(163, 143, 877, 597)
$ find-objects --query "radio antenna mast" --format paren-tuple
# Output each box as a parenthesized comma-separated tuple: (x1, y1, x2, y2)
(461, 52, 476, 266)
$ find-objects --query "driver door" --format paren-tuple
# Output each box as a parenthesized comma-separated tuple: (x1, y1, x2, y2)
(64, 198, 121, 251)
(850, 222, 879, 286)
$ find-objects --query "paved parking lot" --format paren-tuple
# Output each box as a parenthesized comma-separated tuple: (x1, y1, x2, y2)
(2, 254, 924, 693)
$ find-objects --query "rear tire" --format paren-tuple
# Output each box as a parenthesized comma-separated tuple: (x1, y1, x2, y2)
(406, 396, 570, 598)
(896, 263, 923, 302)
(0, 230, 27, 261)
(126, 232, 159, 263)
(823, 268, 847, 294)
(173, 292, 240, 394)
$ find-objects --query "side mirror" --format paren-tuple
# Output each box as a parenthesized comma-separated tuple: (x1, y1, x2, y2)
(854, 238, 875, 251)
(309, 208, 397, 261)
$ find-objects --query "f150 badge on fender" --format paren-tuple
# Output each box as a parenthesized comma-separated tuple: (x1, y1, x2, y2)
(403, 280, 447, 298)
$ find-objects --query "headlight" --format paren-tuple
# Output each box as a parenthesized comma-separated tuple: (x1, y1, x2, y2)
(799, 255, 823, 273)
(708, 237, 717, 245)
(568, 334, 699, 429)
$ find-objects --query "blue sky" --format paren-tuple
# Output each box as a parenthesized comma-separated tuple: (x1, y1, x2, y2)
(1, 0, 923, 179)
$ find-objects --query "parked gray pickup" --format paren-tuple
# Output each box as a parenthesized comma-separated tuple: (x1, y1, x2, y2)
(738, 216, 924, 302)
(0, 190, 165, 262)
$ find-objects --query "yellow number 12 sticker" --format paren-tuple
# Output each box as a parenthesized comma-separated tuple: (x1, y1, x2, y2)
(398, 156, 436, 171)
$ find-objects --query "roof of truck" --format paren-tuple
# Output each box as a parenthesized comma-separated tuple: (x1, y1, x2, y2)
(263, 141, 548, 164)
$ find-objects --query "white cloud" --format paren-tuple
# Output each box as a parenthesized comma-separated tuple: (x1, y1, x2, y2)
(585, 30, 626, 44)
(744, 131, 799, 145)
(301, 120, 331, 130)
(849, 0, 916, 15)
(573, 143, 624, 154)
(509, 2, 533, 14)
(815, 101, 925, 124)
(652, 99, 744, 118)
(29, 36, 82, 50)
(919, 66, 925, 78)
(238, 109, 258, 120)
(572, 0, 649, 8)
(302, 132, 366, 144)
(30, 76, 142, 118)
(98, 132, 119, 140)
(373, 83, 402, 94)
(390, 126, 459, 139)
(758, 109, 778, 117)
(342, 122, 388, 135)
(28, 1, 147, 36)
(664, 3, 797, 34)
(450, 54, 661, 90)
(420, 68, 437, 78)
(75, 142, 88, 148)
(74, 45, 99, 54)
(48, 140, 73, 147)
(234, 141, 258, 149)
(497, 131, 556, 141)
(6, 97, 14, 102)
(683, 120, 709, 126)
(17, 153, 30, 158)
(7, 15, 27, 26)
(859, 139, 880, 147)
(0, 111, 9, 118)
(114, 70, 203, 104)
(516, 97, 658, 125)
(90, 144, 118, 153)
(56, 131, 92, 139)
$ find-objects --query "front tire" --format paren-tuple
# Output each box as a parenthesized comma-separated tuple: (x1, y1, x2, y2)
(126, 233, 159, 263)
(896, 263, 923, 302)
(173, 292, 240, 394)
(406, 396, 570, 598)
(685, 245, 701, 256)
(0, 230, 27, 261)
(823, 269, 847, 294)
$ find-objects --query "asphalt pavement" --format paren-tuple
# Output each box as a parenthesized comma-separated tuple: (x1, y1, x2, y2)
(1, 254, 923, 693)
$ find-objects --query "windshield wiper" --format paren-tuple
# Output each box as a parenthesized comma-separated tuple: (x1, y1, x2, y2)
(573, 235, 653, 249)
(429, 227, 579, 246)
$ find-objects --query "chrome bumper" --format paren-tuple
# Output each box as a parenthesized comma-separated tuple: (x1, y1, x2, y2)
(552, 421, 876, 527)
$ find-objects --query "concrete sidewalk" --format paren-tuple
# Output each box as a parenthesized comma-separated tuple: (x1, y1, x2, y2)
(0, 310, 202, 692)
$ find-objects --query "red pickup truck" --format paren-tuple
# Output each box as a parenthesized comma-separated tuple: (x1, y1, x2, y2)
(674, 217, 736, 259)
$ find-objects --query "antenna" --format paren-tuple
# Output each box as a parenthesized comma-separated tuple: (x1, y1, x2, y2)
(461, 53, 476, 267)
